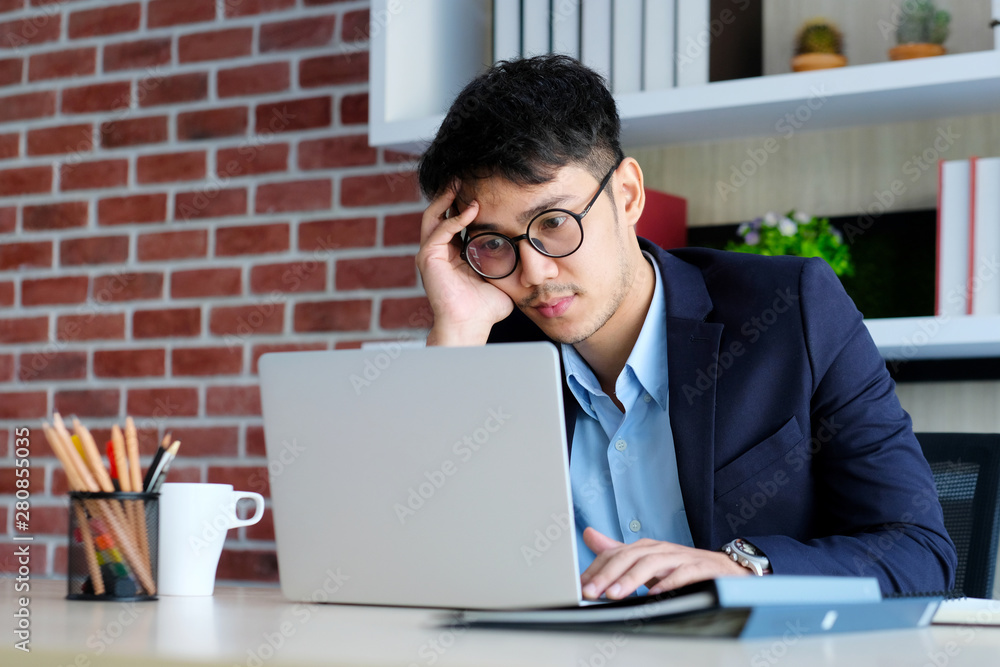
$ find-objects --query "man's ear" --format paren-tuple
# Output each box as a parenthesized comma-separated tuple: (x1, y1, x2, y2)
(616, 157, 645, 228)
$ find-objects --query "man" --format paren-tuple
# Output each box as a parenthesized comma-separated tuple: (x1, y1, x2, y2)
(415, 54, 956, 599)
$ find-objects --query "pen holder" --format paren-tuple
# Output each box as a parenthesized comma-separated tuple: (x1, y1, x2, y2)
(67, 491, 159, 601)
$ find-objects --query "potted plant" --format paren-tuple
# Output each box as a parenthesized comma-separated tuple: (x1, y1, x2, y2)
(791, 18, 847, 72)
(725, 211, 855, 278)
(889, 0, 950, 60)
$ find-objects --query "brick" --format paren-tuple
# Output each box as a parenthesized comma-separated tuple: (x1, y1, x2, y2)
(57, 313, 125, 341)
(137, 150, 206, 184)
(259, 15, 335, 52)
(336, 255, 415, 290)
(303, 0, 354, 4)
(69, 3, 140, 38)
(54, 389, 120, 418)
(177, 106, 248, 140)
(0, 15, 60, 50)
(127, 387, 199, 417)
(180, 28, 252, 63)
(103, 37, 172, 72)
(172, 346, 242, 376)
(93, 348, 165, 377)
(256, 179, 331, 213)
(137, 229, 207, 261)
(0, 165, 52, 196)
(0, 316, 48, 344)
(0, 241, 51, 270)
(100, 116, 168, 148)
(62, 81, 131, 113)
(17, 350, 86, 381)
(294, 299, 370, 332)
(14, 506, 65, 535)
(139, 72, 207, 107)
(0, 391, 46, 419)
(61, 235, 129, 266)
(0, 91, 55, 122)
(246, 509, 274, 541)
(217, 143, 288, 177)
(379, 296, 434, 329)
(384, 149, 418, 164)
(0, 57, 20, 86)
(299, 217, 375, 251)
(216, 549, 279, 584)
(340, 92, 368, 125)
(255, 96, 331, 133)
(147, 0, 216, 28)
(175, 187, 247, 220)
(166, 426, 238, 456)
(98, 193, 167, 225)
(251, 343, 326, 374)
(1, 544, 48, 574)
(216, 222, 288, 256)
(384, 211, 422, 246)
(210, 304, 285, 336)
(342, 9, 369, 42)
(225, 0, 294, 17)
(0, 205, 12, 232)
(251, 261, 326, 294)
(171, 267, 242, 298)
(93, 271, 164, 301)
(60, 159, 128, 191)
(301, 52, 367, 88)
(162, 467, 202, 484)
(23, 201, 88, 230)
(206, 385, 260, 416)
(0, 353, 10, 380)
(28, 46, 95, 81)
(245, 423, 266, 456)
(133, 308, 201, 338)
(21, 275, 89, 305)
(0, 132, 16, 158)
(298, 134, 375, 169)
(0, 281, 11, 306)
(218, 62, 289, 98)
(0, 0, 21, 13)
(341, 171, 420, 207)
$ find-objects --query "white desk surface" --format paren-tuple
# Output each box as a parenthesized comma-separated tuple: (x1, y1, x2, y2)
(4, 577, 1000, 666)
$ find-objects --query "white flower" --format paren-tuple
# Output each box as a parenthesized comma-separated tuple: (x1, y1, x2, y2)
(793, 211, 811, 224)
(778, 217, 797, 237)
(763, 212, 779, 227)
(737, 222, 750, 236)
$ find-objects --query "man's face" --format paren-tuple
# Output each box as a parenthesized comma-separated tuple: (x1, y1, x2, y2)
(455, 162, 642, 346)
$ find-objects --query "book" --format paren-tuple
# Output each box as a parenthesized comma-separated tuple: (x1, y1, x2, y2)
(611, 0, 643, 94)
(933, 597, 1000, 626)
(551, 0, 581, 59)
(971, 157, 1000, 316)
(937, 159, 973, 317)
(492, 0, 521, 62)
(453, 576, 942, 638)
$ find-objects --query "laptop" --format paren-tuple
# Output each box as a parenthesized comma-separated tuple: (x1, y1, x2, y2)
(258, 342, 584, 610)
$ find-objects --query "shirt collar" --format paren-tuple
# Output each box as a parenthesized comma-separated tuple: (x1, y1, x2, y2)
(562, 251, 669, 415)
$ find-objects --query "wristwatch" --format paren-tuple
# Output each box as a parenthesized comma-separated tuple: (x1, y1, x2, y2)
(721, 538, 771, 576)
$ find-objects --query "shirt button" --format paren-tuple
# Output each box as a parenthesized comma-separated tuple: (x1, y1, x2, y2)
(629, 520, 641, 533)
(643, 394, 652, 403)
(614, 439, 627, 451)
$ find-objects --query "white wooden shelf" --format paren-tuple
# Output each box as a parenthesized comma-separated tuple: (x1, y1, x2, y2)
(864, 315, 1000, 360)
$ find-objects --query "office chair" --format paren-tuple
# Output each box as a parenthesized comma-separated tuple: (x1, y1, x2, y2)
(915, 432, 1000, 599)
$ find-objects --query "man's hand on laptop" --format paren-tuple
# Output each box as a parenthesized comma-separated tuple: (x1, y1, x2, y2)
(579, 527, 749, 600)
(417, 181, 514, 346)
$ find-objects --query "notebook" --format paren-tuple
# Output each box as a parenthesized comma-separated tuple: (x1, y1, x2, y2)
(258, 342, 584, 609)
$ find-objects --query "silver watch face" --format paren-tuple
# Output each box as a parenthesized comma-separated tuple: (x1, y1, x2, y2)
(739, 539, 761, 557)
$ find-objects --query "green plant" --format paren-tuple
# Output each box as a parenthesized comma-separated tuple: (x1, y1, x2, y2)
(795, 18, 844, 55)
(896, 0, 950, 45)
(725, 211, 855, 277)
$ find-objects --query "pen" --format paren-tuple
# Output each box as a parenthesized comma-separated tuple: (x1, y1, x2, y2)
(147, 440, 180, 493)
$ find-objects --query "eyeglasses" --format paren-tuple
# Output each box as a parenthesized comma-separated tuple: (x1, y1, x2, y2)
(460, 160, 621, 279)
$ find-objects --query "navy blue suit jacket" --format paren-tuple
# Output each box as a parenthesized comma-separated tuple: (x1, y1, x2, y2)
(488, 240, 957, 594)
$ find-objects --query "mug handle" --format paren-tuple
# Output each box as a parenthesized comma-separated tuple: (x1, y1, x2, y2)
(230, 491, 265, 528)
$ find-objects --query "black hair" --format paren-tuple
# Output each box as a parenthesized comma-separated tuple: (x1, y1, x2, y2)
(417, 54, 624, 199)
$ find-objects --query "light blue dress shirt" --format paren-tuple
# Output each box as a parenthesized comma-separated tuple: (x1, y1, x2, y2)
(563, 253, 694, 588)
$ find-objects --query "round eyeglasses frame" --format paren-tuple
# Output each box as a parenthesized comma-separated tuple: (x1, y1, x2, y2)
(460, 160, 622, 279)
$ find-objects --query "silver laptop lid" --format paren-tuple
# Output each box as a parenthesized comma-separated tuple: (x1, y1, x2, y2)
(259, 342, 581, 609)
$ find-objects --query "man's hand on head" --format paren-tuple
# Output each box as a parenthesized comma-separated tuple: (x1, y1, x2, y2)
(416, 182, 514, 346)
(579, 527, 750, 600)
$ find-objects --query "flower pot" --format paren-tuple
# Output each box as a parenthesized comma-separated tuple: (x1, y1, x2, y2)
(791, 53, 848, 72)
(889, 43, 947, 60)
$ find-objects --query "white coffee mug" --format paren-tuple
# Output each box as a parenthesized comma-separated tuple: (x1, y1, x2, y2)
(157, 483, 265, 596)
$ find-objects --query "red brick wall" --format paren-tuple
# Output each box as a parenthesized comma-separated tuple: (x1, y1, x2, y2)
(0, 0, 429, 583)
